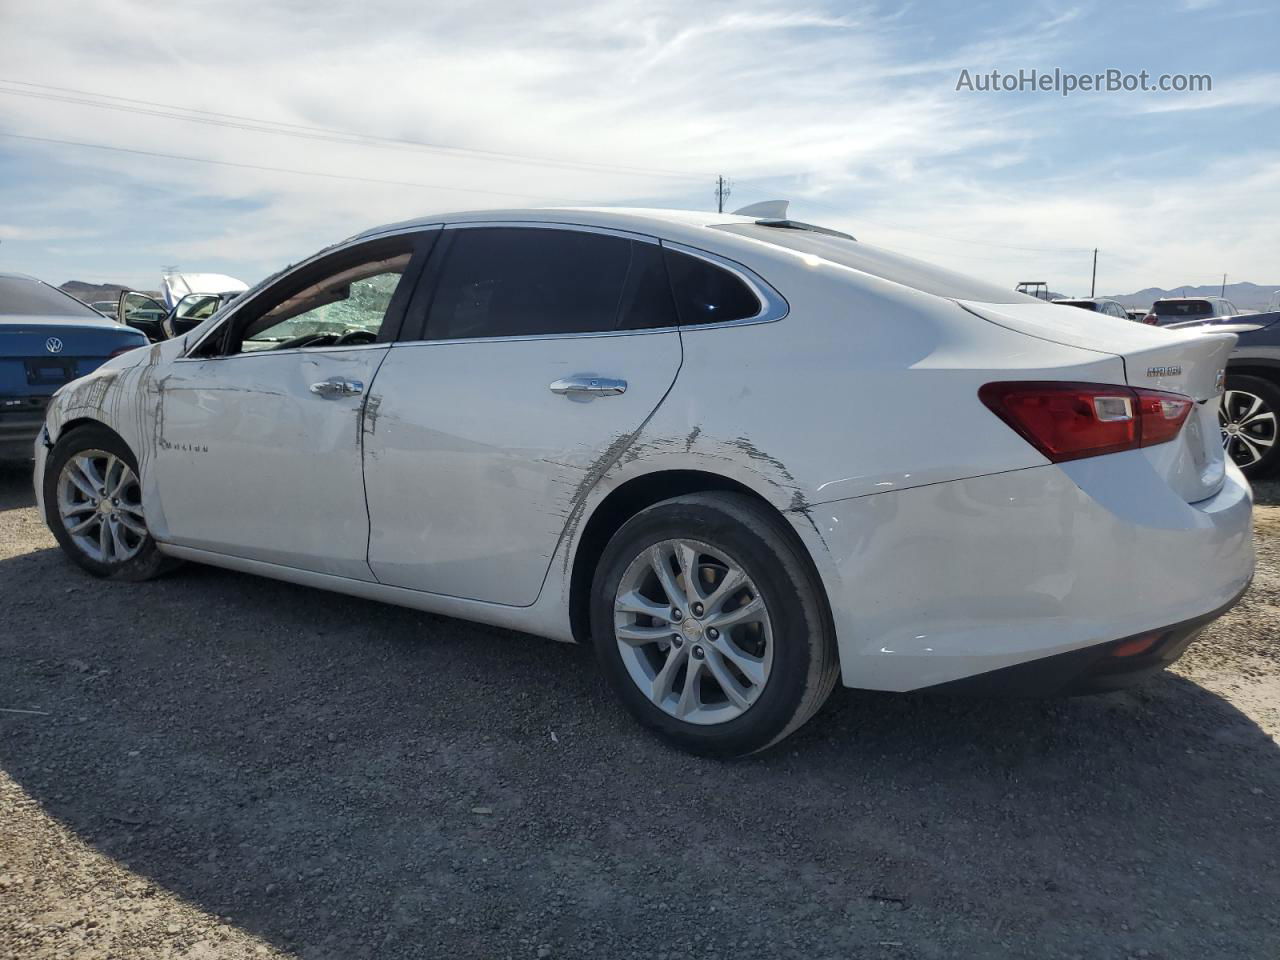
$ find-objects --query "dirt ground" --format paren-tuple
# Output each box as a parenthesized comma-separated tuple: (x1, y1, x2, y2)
(1, 462, 1277, 960)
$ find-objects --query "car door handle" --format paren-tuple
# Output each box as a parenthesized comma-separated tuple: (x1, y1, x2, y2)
(309, 378, 364, 398)
(549, 376, 627, 397)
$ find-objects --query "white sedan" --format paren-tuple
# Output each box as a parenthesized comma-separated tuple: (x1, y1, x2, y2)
(35, 205, 1254, 755)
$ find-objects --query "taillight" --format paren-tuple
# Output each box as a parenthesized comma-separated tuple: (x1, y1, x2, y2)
(1134, 388, 1195, 447)
(1142, 313, 1158, 325)
(979, 382, 1193, 463)
(108, 346, 138, 359)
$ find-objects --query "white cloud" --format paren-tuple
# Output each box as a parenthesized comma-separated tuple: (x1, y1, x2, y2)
(0, 0, 1274, 296)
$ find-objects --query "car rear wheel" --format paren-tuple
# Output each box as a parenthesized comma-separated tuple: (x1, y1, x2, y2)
(44, 424, 177, 580)
(590, 492, 839, 756)
(1220, 374, 1280, 478)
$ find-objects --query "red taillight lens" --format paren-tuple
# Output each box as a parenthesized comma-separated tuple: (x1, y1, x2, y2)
(979, 382, 1193, 463)
(1142, 313, 1158, 325)
(108, 346, 138, 359)
(1135, 388, 1194, 447)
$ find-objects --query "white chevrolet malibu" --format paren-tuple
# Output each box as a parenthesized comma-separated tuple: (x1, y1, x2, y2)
(35, 206, 1254, 755)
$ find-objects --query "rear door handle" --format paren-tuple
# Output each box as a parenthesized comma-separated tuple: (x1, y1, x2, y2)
(549, 376, 627, 397)
(309, 378, 364, 398)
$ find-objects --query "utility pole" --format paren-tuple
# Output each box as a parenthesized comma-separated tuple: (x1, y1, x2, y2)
(715, 176, 731, 214)
(1221, 273, 1227, 297)
(1090, 248, 1097, 298)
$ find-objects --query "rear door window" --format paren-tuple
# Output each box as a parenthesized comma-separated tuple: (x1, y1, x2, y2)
(424, 227, 678, 340)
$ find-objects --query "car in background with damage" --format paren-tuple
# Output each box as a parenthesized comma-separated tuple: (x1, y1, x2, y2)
(117, 272, 248, 342)
(0, 272, 147, 461)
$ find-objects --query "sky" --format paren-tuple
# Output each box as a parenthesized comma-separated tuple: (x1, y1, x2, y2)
(0, 0, 1276, 298)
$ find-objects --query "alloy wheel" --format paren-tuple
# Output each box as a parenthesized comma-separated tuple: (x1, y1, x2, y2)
(56, 449, 148, 564)
(613, 538, 773, 725)
(1220, 389, 1277, 468)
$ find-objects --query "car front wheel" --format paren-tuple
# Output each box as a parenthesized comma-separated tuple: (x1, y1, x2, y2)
(590, 492, 839, 756)
(43, 424, 176, 580)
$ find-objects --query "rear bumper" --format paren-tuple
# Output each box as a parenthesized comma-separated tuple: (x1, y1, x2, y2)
(814, 452, 1255, 692)
(921, 583, 1249, 695)
(0, 395, 50, 460)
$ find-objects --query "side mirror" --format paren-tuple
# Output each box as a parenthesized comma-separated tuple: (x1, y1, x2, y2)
(117, 291, 168, 342)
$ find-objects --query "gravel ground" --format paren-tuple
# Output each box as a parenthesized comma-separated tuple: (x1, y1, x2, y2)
(1, 463, 1277, 960)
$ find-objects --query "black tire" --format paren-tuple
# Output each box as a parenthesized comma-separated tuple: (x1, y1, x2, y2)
(1222, 374, 1280, 478)
(43, 424, 179, 581)
(590, 492, 839, 757)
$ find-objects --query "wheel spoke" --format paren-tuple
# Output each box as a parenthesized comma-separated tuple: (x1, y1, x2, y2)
(1237, 434, 1268, 464)
(116, 512, 147, 537)
(615, 589, 675, 623)
(117, 500, 146, 520)
(61, 500, 97, 517)
(75, 456, 105, 493)
(675, 658, 702, 718)
(97, 516, 112, 560)
(706, 596, 765, 630)
(67, 515, 98, 536)
(1239, 409, 1276, 432)
(647, 544, 685, 608)
(65, 464, 97, 500)
(708, 636, 767, 688)
(702, 566, 746, 615)
(651, 643, 688, 704)
(107, 518, 128, 559)
(675, 541, 703, 601)
(703, 648, 753, 709)
(616, 622, 675, 647)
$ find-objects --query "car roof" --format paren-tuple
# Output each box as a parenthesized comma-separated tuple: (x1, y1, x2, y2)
(0, 271, 41, 282)
(352, 206, 756, 243)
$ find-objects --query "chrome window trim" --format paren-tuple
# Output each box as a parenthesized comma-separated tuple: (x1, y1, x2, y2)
(441, 219, 660, 244)
(181, 223, 444, 359)
(174, 342, 389, 363)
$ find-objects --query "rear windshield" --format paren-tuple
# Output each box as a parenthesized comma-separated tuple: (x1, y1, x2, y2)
(1055, 300, 1098, 310)
(712, 223, 1034, 304)
(0, 277, 99, 317)
(1153, 300, 1213, 317)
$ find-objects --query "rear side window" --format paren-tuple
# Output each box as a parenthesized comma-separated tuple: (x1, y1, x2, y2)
(0, 277, 100, 317)
(663, 248, 762, 326)
(425, 228, 678, 340)
(1153, 300, 1213, 319)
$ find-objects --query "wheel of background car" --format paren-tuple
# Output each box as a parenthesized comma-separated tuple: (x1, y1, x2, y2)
(1220, 374, 1280, 478)
(332, 330, 378, 346)
(43, 424, 179, 581)
(589, 492, 839, 756)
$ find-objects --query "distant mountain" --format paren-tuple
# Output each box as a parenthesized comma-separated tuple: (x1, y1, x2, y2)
(1101, 282, 1280, 312)
(59, 281, 129, 305)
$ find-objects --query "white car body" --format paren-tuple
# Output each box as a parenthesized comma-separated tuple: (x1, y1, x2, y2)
(35, 207, 1253, 699)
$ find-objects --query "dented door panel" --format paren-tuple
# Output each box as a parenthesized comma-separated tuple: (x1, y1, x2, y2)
(151, 347, 388, 579)
(363, 331, 682, 605)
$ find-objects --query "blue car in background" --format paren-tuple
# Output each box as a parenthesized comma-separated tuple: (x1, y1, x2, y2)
(0, 272, 148, 460)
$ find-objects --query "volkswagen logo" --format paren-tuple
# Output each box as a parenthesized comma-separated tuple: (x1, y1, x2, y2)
(45, 337, 64, 354)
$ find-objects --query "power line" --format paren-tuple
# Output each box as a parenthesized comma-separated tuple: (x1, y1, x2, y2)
(0, 78, 708, 183)
(0, 132, 586, 204)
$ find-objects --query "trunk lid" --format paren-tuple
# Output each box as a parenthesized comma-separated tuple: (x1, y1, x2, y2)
(958, 299, 1235, 503)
